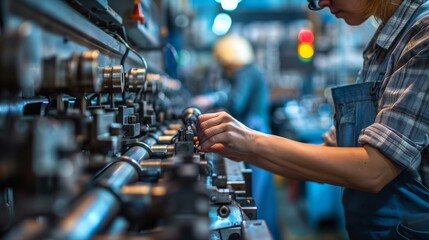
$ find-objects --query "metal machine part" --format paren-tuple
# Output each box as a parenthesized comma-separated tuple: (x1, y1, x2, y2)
(0, 1, 273, 240)
(241, 220, 274, 239)
(0, 188, 14, 231)
(75, 50, 103, 93)
(0, 21, 42, 97)
(102, 65, 125, 93)
(127, 67, 146, 92)
(42, 50, 101, 93)
(69, 0, 123, 26)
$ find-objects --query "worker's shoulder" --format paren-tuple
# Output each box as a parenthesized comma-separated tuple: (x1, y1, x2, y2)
(240, 64, 265, 76)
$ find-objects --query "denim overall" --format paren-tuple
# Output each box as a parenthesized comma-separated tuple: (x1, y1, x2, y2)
(332, 2, 429, 240)
(332, 81, 429, 239)
(331, 4, 429, 239)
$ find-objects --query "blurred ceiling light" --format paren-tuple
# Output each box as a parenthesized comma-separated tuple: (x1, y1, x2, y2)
(212, 13, 232, 36)
(215, 0, 242, 11)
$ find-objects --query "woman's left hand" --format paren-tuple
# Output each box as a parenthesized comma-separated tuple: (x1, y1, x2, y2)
(197, 111, 259, 161)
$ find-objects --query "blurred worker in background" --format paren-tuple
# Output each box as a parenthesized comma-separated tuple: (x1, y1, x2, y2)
(190, 34, 280, 239)
(190, 34, 271, 133)
(197, 0, 429, 239)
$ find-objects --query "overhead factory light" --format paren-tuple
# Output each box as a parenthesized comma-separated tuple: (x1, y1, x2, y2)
(215, 0, 242, 11)
(212, 13, 232, 36)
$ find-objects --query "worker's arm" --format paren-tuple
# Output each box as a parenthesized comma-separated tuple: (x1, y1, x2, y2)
(198, 111, 402, 192)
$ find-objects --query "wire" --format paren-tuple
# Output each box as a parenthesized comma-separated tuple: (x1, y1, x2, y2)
(120, 46, 130, 103)
(109, 31, 148, 103)
(109, 31, 148, 80)
(120, 44, 130, 66)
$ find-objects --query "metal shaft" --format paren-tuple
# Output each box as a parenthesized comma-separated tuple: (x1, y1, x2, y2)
(53, 144, 153, 239)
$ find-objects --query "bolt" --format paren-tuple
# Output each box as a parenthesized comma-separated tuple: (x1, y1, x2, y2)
(217, 205, 230, 218)
(128, 115, 137, 124)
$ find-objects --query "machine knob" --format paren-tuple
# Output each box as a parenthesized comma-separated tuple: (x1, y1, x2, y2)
(78, 50, 101, 93)
(181, 107, 202, 125)
(102, 65, 124, 93)
(126, 68, 146, 92)
(67, 50, 101, 93)
(144, 73, 162, 94)
(0, 22, 42, 97)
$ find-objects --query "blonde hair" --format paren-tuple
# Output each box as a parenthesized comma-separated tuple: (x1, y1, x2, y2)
(363, 0, 402, 23)
(213, 35, 254, 66)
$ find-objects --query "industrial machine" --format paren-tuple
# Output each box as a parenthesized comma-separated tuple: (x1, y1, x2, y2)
(0, 1, 273, 239)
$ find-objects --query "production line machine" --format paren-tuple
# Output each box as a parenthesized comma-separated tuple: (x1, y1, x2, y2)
(0, 0, 273, 239)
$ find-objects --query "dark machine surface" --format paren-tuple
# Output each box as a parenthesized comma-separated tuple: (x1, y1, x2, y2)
(0, 1, 272, 239)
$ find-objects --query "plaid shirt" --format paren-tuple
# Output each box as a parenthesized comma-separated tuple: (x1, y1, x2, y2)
(357, 0, 429, 187)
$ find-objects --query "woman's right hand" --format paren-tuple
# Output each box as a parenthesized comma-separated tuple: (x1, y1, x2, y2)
(197, 111, 260, 161)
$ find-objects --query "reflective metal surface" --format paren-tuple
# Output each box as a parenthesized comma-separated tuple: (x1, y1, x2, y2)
(0, 1, 273, 239)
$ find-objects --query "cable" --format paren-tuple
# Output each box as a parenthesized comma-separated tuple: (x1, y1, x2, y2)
(109, 31, 148, 80)
(121, 46, 130, 103)
(109, 31, 148, 103)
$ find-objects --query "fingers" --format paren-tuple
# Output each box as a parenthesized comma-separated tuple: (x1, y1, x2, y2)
(196, 111, 248, 157)
(198, 112, 228, 125)
(198, 112, 219, 122)
(197, 112, 219, 140)
(199, 122, 230, 150)
(203, 143, 243, 162)
(206, 143, 226, 154)
(196, 111, 253, 162)
(198, 112, 231, 139)
(197, 112, 234, 151)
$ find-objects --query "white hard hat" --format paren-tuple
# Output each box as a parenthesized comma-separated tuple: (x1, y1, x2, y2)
(213, 34, 254, 66)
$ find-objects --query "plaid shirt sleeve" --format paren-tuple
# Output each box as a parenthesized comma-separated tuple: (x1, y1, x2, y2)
(359, 19, 429, 173)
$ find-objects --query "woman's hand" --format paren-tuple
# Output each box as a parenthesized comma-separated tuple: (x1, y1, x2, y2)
(197, 111, 259, 161)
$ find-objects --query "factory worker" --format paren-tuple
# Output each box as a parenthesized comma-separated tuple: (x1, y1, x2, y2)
(197, 0, 429, 239)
